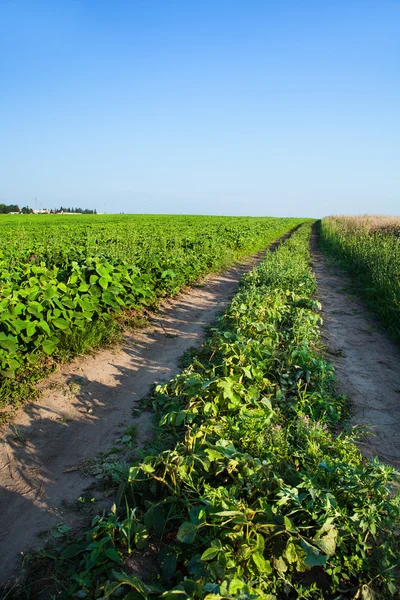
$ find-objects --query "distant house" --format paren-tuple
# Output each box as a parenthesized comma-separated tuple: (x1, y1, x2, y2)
(32, 208, 50, 214)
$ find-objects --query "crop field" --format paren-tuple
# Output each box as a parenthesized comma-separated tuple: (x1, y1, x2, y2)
(0, 214, 304, 412)
(320, 216, 400, 340)
(1, 215, 399, 600)
(16, 222, 399, 599)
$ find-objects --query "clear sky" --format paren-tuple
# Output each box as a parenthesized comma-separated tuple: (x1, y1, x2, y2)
(1, 0, 399, 217)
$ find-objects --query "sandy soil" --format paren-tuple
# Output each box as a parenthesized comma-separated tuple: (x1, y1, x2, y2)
(0, 246, 277, 587)
(312, 231, 400, 468)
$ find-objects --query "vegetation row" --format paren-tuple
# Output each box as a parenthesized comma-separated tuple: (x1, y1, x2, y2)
(36, 223, 399, 599)
(320, 216, 400, 341)
(0, 215, 303, 412)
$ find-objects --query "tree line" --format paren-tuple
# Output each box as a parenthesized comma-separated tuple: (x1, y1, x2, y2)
(53, 207, 97, 214)
(0, 204, 96, 214)
(0, 204, 27, 214)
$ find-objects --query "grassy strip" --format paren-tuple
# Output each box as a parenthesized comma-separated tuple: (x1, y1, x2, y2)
(0, 218, 303, 414)
(26, 223, 399, 599)
(319, 216, 400, 341)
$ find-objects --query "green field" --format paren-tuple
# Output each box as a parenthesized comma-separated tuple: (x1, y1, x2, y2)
(29, 223, 399, 599)
(0, 214, 303, 410)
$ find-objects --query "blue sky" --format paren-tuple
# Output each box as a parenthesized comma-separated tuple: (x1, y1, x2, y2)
(1, 0, 399, 217)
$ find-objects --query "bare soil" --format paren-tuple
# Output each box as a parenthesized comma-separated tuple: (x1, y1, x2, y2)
(312, 231, 400, 468)
(0, 249, 270, 587)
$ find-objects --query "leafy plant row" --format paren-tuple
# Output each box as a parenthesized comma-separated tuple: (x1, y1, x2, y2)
(48, 223, 400, 599)
(0, 216, 303, 408)
(320, 216, 400, 341)
(0, 215, 303, 272)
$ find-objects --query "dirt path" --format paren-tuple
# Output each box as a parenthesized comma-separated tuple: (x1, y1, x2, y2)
(0, 240, 290, 587)
(312, 231, 400, 469)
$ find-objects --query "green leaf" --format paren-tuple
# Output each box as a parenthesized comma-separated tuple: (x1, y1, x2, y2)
(38, 320, 51, 335)
(313, 536, 336, 556)
(144, 506, 165, 537)
(0, 336, 18, 353)
(274, 556, 288, 572)
(43, 285, 57, 300)
(300, 540, 326, 567)
(204, 448, 224, 461)
(190, 505, 206, 525)
(182, 579, 204, 597)
(61, 542, 88, 559)
(140, 462, 155, 473)
(128, 466, 140, 481)
(161, 269, 176, 279)
(51, 524, 71, 538)
(103, 573, 162, 597)
(254, 533, 265, 553)
(9, 303, 25, 317)
(283, 516, 298, 533)
(217, 379, 235, 400)
(176, 521, 197, 544)
(102, 291, 119, 308)
(285, 541, 306, 565)
(160, 551, 176, 583)
(252, 552, 272, 574)
(214, 510, 243, 517)
(42, 338, 59, 355)
(160, 591, 188, 599)
(27, 302, 43, 318)
(78, 298, 94, 312)
(227, 578, 246, 594)
(104, 547, 121, 563)
(135, 524, 149, 549)
(203, 402, 215, 416)
(52, 317, 70, 331)
(96, 265, 112, 278)
(201, 547, 220, 561)
(10, 319, 26, 334)
(313, 526, 338, 556)
(25, 321, 37, 337)
(99, 276, 109, 289)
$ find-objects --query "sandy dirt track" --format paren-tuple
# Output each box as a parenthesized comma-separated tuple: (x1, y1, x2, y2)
(0, 246, 276, 586)
(312, 231, 400, 468)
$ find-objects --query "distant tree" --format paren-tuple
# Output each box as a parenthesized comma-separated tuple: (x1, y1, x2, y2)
(50, 206, 96, 214)
(0, 203, 20, 213)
